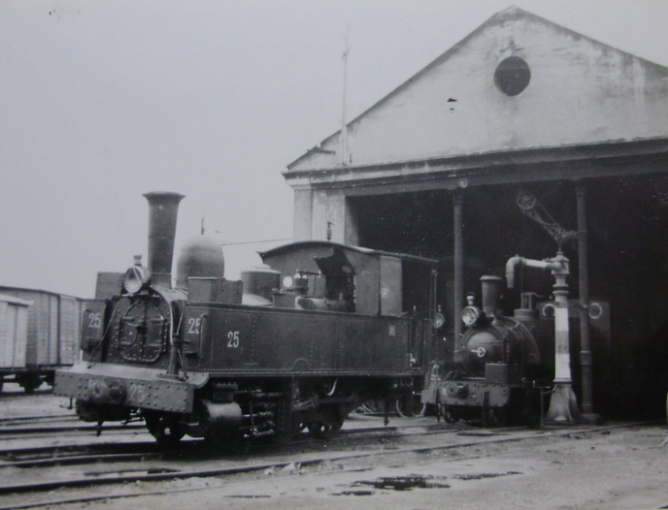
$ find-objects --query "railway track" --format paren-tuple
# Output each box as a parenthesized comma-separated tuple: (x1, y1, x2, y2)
(0, 413, 74, 425)
(0, 422, 145, 439)
(0, 420, 652, 510)
(0, 418, 441, 467)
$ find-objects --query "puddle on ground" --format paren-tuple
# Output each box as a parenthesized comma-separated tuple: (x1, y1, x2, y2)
(334, 470, 523, 496)
(332, 490, 375, 496)
(354, 475, 450, 491)
(453, 471, 521, 480)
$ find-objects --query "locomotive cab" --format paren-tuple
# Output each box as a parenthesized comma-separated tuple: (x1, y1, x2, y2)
(259, 242, 438, 321)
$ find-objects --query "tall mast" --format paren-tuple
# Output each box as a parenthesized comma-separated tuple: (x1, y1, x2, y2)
(340, 25, 350, 166)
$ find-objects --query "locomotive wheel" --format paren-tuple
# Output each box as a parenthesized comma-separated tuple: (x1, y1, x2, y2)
(442, 405, 459, 423)
(484, 407, 507, 427)
(144, 412, 187, 446)
(308, 419, 343, 440)
(395, 396, 426, 418)
(274, 421, 307, 444)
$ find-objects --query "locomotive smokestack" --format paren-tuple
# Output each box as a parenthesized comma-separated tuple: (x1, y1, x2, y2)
(144, 192, 185, 288)
(480, 275, 503, 317)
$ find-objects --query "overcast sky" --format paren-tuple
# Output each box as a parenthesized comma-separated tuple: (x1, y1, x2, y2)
(1, 0, 667, 298)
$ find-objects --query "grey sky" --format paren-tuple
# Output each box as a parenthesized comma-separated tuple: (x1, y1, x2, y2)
(1, 0, 666, 297)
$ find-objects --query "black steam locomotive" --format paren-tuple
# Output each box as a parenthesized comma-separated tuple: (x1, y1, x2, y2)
(54, 192, 441, 445)
(437, 274, 610, 426)
(437, 275, 542, 425)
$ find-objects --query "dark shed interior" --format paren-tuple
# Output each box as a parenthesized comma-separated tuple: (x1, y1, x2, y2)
(349, 174, 668, 418)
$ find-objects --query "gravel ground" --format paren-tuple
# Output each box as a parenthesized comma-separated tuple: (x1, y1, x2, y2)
(2, 385, 667, 510)
(54, 424, 666, 510)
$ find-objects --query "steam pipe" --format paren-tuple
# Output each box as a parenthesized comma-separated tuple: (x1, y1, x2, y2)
(505, 255, 565, 289)
(144, 192, 185, 288)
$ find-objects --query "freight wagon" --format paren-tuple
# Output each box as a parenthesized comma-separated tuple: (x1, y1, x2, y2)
(0, 286, 89, 393)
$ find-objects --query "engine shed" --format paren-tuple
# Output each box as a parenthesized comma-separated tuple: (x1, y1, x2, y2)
(283, 7, 668, 418)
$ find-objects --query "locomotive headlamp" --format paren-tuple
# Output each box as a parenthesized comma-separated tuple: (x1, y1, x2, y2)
(461, 306, 481, 327)
(123, 255, 151, 294)
(282, 275, 294, 289)
(434, 306, 445, 329)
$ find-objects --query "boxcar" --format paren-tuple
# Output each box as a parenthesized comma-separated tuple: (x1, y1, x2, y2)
(0, 286, 87, 393)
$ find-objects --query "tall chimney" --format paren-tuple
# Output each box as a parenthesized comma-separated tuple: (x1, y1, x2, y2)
(480, 275, 503, 317)
(143, 192, 185, 288)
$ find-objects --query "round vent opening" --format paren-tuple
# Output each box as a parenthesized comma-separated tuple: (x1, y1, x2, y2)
(494, 56, 531, 96)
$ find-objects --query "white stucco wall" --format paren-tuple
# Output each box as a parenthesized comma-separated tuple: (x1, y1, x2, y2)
(288, 7, 668, 173)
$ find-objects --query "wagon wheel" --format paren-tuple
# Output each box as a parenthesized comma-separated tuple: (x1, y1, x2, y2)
(308, 418, 343, 440)
(20, 375, 41, 394)
(144, 412, 187, 447)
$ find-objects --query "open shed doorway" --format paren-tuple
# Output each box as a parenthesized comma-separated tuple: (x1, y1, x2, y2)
(349, 174, 668, 419)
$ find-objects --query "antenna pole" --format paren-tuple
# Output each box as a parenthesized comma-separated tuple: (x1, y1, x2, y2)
(340, 25, 350, 166)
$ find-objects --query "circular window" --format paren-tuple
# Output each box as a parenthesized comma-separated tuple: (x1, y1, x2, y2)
(494, 56, 531, 96)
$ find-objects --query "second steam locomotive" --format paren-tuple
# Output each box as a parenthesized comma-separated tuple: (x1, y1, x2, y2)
(54, 192, 442, 445)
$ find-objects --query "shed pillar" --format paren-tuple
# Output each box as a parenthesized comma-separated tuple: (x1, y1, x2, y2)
(344, 196, 360, 246)
(576, 182, 600, 422)
(293, 189, 313, 241)
(453, 192, 464, 358)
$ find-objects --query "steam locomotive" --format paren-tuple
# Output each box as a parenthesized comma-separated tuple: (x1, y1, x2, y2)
(54, 192, 442, 445)
(436, 274, 610, 426)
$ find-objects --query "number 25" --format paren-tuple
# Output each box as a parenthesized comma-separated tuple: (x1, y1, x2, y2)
(88, 312, 102, 329)
(227, 331, 240, 348)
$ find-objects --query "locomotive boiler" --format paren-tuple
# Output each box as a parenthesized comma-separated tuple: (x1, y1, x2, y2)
(54, 192, 441, 445)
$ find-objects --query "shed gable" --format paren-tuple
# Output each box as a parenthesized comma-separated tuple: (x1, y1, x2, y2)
(287, 6, 668, 174)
